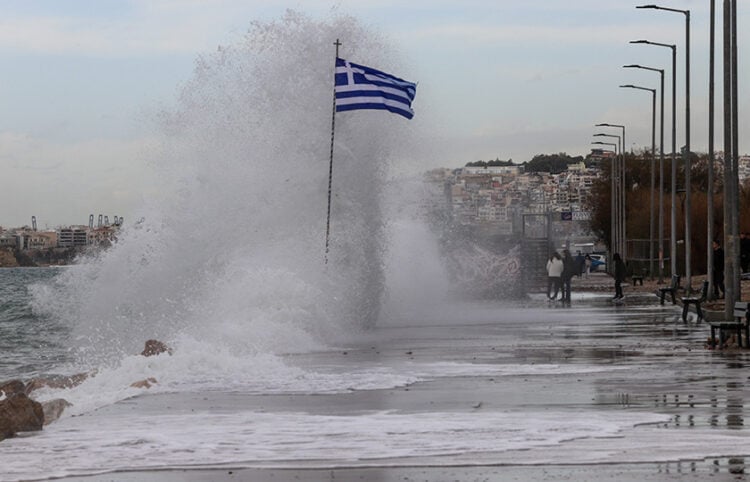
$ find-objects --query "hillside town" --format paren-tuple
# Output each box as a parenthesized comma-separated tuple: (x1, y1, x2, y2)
(2, 152, 750, 269)
(427, 151, 750, 239)
(427, 158, 596, 234)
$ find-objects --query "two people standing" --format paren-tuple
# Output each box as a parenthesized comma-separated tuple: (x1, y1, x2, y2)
(546, 250, 575, 302)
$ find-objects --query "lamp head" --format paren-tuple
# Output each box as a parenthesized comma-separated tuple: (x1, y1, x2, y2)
(636, 5, 658, 9)
(623, 64, 641, 69)
(630, 40, 649, 44)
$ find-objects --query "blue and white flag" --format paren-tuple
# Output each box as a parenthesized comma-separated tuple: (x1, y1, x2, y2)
(334, 58, 417, 119)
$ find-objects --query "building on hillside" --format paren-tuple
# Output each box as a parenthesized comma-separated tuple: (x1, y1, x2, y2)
(587, 149, 615, 169)
(739, 156, 750, 180)
(27, 231, 58, 250)
(0, 235, 16, 248)
(57, 226, 88, 248)
(87, 226, 117, 246)
(462, 165, 522, 176)
(566, 161, 587, 172)
(425, 168, 453, 182)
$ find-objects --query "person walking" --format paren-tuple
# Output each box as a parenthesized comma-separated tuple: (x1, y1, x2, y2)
(740, 232, 750, 274)
(575, 251, 585, 277)
(612, 253, 626, 300)
(546, 252, 563, 301)
(584, 254, 592, 278)
(713, 240, 725, 299)
(561, 249, 575, 302)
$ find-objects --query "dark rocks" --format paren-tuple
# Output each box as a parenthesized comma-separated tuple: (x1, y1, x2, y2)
(0, 339, 171, 443)
(141, 339, 171, 357)
(41, 399, 72, 425)
(130, 377, 157, 389)
(0, 393, 44, 441)
(25, 372, 91, 394)
(0, 379, 27, 397)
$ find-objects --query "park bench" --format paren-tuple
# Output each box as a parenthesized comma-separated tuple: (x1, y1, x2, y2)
(709, 302, 750, 348)
(631, 268, 647, 286)
(658, 275, 680, 305)
(680, 280, 709, 323)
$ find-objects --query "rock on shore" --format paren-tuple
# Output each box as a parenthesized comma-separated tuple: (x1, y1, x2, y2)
(0, 393, 44, 441)
(0, 340, 172, 442)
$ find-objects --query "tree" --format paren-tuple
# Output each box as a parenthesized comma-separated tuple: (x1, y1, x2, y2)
(584, 150, 750, 275)
(523, 153, 584, 174)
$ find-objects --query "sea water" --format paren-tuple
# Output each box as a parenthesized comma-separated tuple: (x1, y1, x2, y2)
(2, 11, 747, 482)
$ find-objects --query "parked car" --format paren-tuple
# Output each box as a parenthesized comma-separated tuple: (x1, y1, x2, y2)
(589, 254, 607, 272)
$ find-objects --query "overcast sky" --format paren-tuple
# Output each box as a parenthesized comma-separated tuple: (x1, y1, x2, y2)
(0, 0, 747, 228)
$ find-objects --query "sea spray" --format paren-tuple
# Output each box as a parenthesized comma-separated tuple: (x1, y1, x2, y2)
(380, 174, 454, 323)
(30, 11, 415, 373)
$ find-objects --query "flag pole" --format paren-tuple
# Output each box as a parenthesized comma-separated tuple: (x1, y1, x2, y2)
(325, 39, 341, 264)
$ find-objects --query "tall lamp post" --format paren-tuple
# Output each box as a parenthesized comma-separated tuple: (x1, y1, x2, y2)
(637, 4, 691, 292)
(619, 83, 657, 281)
(628, 44, 670, 284)
(594, 133, 623, 257)
(705, 0, 716, 299)
(623, 65, 663, 282)
(723, 0, 740, 314)
(595, 123, 626, 259)
(593, 141, 620, 257)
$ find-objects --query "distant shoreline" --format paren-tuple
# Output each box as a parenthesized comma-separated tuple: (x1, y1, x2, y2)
(0, 246, 84, 268)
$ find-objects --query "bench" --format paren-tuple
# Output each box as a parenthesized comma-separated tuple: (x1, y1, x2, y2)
(631, 268, 647, 286)
(709, 302, 750, 348)
(681, 280, 709, 323)
(658, 275, 680, 305)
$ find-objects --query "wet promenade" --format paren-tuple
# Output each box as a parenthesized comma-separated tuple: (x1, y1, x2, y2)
(24, 276, 750, 482)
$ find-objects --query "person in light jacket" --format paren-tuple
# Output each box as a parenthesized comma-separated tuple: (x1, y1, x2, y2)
(546, 252, 564, 301)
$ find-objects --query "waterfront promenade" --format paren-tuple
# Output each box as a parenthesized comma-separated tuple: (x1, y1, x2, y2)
(22, 278, 749, 482)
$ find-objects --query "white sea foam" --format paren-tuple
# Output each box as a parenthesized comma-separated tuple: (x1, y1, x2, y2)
(1, 408, 673, 481)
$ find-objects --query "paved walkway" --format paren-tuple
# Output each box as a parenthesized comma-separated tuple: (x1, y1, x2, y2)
(572, 271, 750, 311)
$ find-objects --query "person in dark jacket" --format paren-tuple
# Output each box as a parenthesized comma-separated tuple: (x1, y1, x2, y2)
(740, 232, 750, 274)
(713, 240, 725, 299)
(613, 253, 626, 300)
(561, 249, 575, 302)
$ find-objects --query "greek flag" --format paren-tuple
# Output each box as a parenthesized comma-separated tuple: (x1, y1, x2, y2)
(334, 58, 417, 119)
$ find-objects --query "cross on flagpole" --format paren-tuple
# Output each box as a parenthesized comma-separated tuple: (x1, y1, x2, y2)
(324, 38, 341, 264)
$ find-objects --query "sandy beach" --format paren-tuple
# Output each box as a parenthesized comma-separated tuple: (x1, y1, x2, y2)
(7, 273, 738, 481)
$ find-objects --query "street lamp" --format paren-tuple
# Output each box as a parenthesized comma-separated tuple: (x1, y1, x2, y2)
(721, 0, 739, 313)
(629, 44, 669, 286)
(619, 83, 658, 282)
(592, 141, 620, 258)
(595, 133, 623, 258)
(636, 4, 692, 292)
(629, 41, 677, 285)
(623, 64, 665, 283)
(595, 123, 626, 259)
(705, 0, 716, 300)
